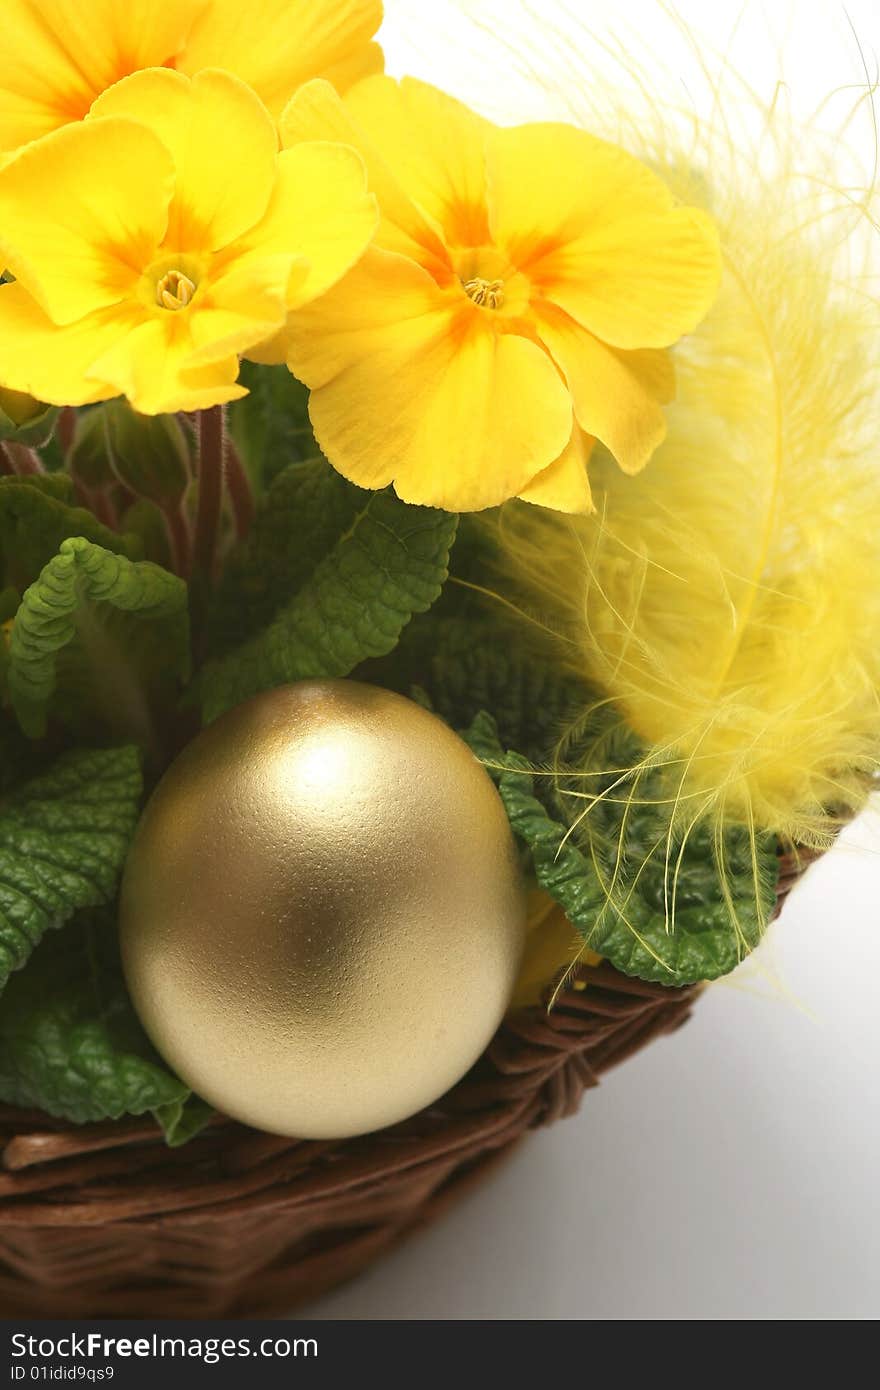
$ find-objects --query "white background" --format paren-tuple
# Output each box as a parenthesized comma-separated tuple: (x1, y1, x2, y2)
(303, 1, 880, 1320)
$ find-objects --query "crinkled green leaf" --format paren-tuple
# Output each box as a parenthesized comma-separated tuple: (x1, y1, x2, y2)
(0, 474, 139, 592)
(154, 1094, 214, 1147)
(228, 362, 315, 493)
(8, 536, 189, 741)
(202, 491, 457, 723)
(0, 744, 141, 992)
(464, 712, 778, 987)
(207, 457, 369, 660)
(0, 911, 188, 1125)
(386, 614, 588, 760)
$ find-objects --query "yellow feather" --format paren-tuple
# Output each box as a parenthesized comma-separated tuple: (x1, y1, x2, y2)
(511, 890, 601, 1009)
(490, 25, 880, 853)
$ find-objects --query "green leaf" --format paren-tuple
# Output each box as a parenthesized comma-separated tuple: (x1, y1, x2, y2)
(388, 614, 588, 761)
(34, 431, 65, 474)
(0, 911, 188, 1125)
(7, 536, 190, 741)
(0, 473, 139, 592)
(103, 401, 191, 509)
(154, 1094, 214, 1147)
(68, 406, 114, 489)
(207, 457, 369, 660)
(0, 744, 141, 992)
(118, 497, 173, 570)
(0, 713, 34, 797)
(0, 387, 58, 448)
(228, 362, 316, 493)
(0, 585, 18, 624)
(464, 712, 778, 987)
(0, 587, 17, 704)
(202, 490, 457, 723)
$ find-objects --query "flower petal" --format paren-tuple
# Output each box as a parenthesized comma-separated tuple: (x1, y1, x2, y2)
(487, 123, 721, 349)
(185, 259, 292, 366)
(536, 210, 722, 351)
(241, 322, 301, 367)
(344, 76, 492, 246)
(180, 0, 383, 118)
(534, 302, 674, 474)
(316, 38, 383, 96)
(89, 68, 277, 253)
(0, 280, 133, 406)
(286, 248, 573, 511)
(488, 122, 674, 258)
(0, 0, 205, 151)
(0, 118, 173, 324)
(281, 79, 448, 275)
(517, 426, 594, 514)
(221, 142, 377, 310)
(88, 315, 245, 415)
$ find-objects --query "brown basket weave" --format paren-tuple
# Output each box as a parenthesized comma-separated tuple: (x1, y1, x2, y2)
(0, 848, 808, 1318)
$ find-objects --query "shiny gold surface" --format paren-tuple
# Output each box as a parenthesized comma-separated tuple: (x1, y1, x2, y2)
(120, 680, 526, 1138)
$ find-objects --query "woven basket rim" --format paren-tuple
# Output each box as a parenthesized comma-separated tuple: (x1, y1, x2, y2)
(0, 839, 817, 1316)
(0, 840, 814, 1209)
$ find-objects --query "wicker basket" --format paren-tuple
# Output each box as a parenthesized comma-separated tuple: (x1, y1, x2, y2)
(0, 849, 808, 1318)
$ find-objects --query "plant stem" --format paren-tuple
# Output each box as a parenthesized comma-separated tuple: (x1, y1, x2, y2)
(90, 488, 118, 530)
(0, 442, 14, 475)
(164, 502, 193, 579)
(225, 437, 254, 540)
(57, 406, 76, 458)
(193, 405, 225, 582)
(4, 443, 43, 474)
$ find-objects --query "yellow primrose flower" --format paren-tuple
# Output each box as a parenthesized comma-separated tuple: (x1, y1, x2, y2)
(0, 68, 377, 415)
(0, 0, 383, 153)
(279, 77, 722, 513)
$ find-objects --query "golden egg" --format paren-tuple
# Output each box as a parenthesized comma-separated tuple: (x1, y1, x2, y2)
(120, 680, 526, 1138)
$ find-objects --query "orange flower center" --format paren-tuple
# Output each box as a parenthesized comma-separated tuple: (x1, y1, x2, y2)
(449, 246, 530, 317)
(156, 269, 196, 311)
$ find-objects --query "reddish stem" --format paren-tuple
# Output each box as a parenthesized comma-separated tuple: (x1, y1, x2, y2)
(90, 488, 118, 530)
(164, 502, 193, 579)
(225, 437, 254, 541)
(0, 441, 14, 476)
(6, 443, 43, 474)
(57, 406, 76, 458)
(193, 405, 225, 583)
